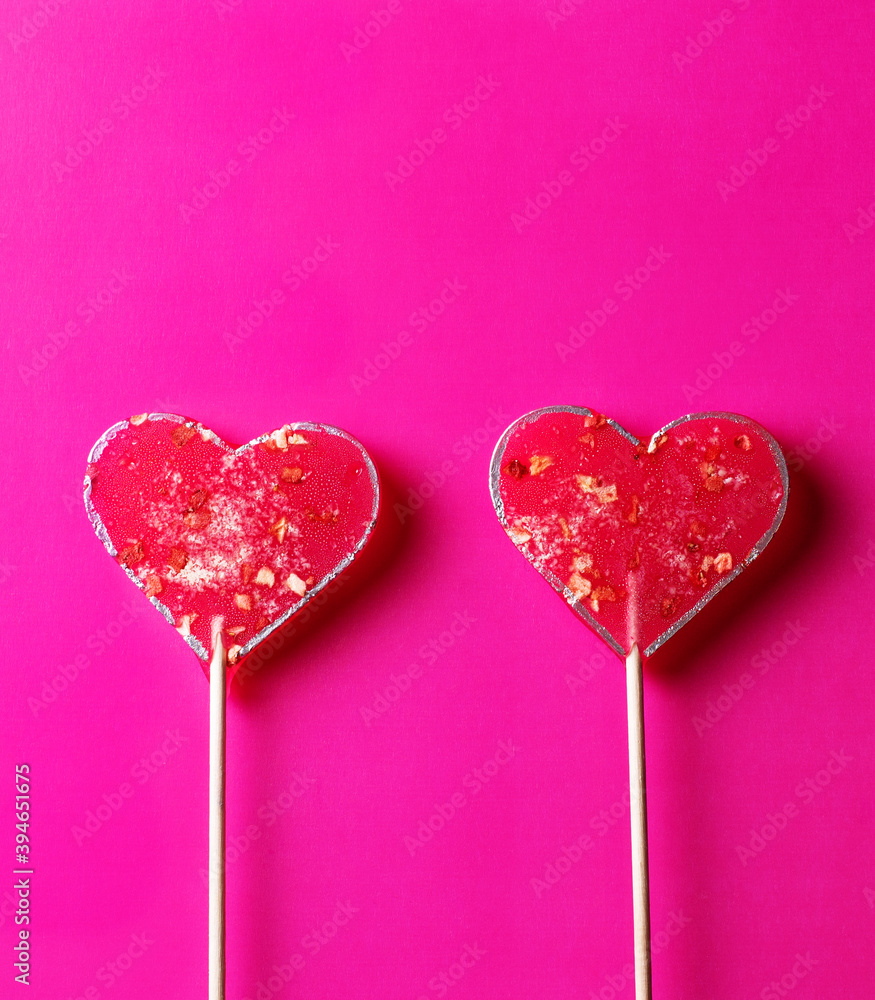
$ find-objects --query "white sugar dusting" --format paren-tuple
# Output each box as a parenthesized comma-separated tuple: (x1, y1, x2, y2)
(126, 442, 322, 621)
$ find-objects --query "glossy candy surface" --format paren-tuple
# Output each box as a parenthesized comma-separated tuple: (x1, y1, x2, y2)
(85, 414, 379, 668)
(490, 408, 787, 657)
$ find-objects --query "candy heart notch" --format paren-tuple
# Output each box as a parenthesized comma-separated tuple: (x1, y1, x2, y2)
(84, 414, 380, 669)
(490, 408, 788, 657)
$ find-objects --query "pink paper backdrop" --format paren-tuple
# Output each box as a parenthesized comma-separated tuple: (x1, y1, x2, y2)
(3, 2, 874, 997)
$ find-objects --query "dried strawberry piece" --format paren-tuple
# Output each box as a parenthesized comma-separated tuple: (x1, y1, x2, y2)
(167, 547, 188, 573)
(660, 595, 680, 617)
(529, 455, 553, 475)
(187, 489, 208, 511)
(505, 460, 528, 479)
(183, 508, 211, 530)
(287, 433, 313, 447)
(306, 508, 339, 524)
(714, 552, 733, 574)
(269, 517, 289, 543)
(119, 541, 144, 566)
(171, 424, 197, 448)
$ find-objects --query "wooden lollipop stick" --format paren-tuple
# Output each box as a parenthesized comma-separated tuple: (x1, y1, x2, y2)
(209, 622, 227, 1000)
(626, 643, 652, 1000)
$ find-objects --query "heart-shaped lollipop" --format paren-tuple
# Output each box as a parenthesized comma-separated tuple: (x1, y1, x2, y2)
(85, 413, 379, 668)
(489, 406, 788, 999)
(84, 412, 379, 1000)
(490, 407, 788, 656)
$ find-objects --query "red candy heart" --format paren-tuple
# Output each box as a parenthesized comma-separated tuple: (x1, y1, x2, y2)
(490, 408, 788, 657)
(85, 414, 379, 669)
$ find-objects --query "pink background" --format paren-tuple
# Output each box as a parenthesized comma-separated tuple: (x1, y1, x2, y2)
(3, 2, 874, 998)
